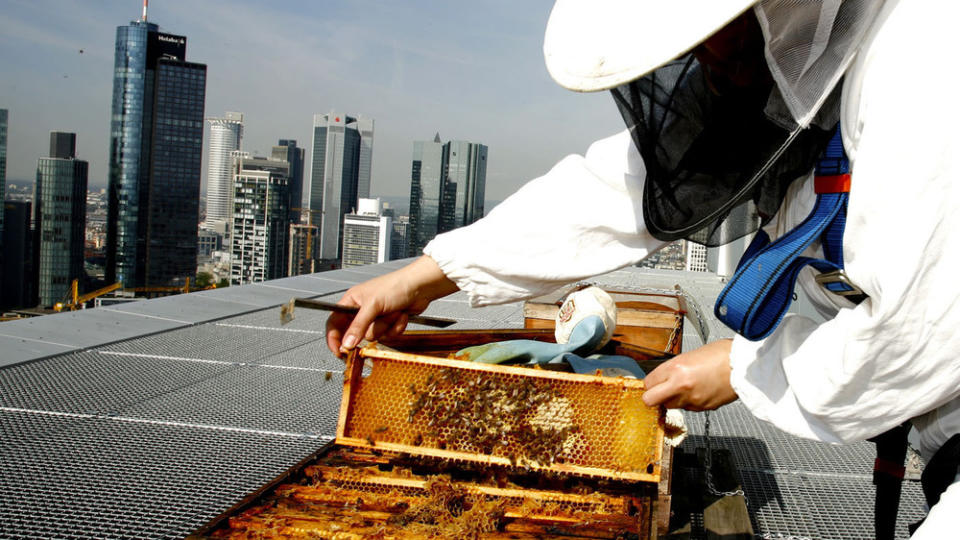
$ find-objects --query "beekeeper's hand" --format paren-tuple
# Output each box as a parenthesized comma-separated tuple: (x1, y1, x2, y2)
(325, 255, 459, 356)
(641, 339, 738, 411)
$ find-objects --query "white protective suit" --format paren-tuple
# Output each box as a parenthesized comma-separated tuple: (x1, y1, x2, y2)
(424, 0, 960, 535)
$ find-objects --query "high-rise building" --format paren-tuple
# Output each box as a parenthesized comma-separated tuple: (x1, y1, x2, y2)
(0, 109, 7, 247)
(106, 11, 207, 288)
(273, 139, 305, 223)
(685, 241, 709, 273)
(309, 111, 374, 265)
(1, 201, 33, 309)
(341, 198, 391, 268)
(288, 223, 319, 276)
(408, 134, 443, 257)
(35, 133, 88, 307)
(439, 140, 487, 233)
(390, 215, 410, 261)
(408, 134, 487, 256)
(206, 112, 243, 225)
(230, 153, 290, 285)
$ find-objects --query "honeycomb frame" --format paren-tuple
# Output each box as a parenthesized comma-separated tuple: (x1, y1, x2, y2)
(337, 344, 665, 483)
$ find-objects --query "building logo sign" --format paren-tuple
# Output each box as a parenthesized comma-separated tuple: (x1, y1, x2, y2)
(158, 34, 186, 46)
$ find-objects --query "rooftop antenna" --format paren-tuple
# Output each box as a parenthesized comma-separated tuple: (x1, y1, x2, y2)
(141, 0, 148, 22)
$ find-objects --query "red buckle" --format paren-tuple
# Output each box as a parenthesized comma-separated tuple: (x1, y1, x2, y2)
(815, 173, 851, 194)
(874, 457, 906, 479)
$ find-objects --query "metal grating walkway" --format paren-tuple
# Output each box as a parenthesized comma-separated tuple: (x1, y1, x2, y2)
(0, 306, 339, 540)
(680, 404, 927, 539)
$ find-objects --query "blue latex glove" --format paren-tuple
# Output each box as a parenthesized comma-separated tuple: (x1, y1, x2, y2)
(455, 315, 608, 364)
(555, 353, 646, 378)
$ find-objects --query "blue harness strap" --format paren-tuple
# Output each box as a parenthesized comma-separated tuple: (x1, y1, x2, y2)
(714, 127, 862, 341)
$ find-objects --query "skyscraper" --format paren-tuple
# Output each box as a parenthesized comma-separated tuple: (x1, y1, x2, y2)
(685, 241, 709, 272)
(288, 223, 319, 276)
(230, 153, 290, 285)
(408, 134, 444, 256)
(206, 112, 243, 225)
(408, 134, 488, 256)
(35, 133, 88, 307)
(272, 139, 305, 223)
(0, 201, 33, 310)
(389, 215, 409, 261)
(309, 111, 374, 265)
(0, 109, 8, 239)
(341, 198, 391, 268)
(107, 11, 207, 288)
(438, 140, 487, 233)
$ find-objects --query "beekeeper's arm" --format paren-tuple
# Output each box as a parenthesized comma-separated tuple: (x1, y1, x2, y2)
(425, 129, 663, 306)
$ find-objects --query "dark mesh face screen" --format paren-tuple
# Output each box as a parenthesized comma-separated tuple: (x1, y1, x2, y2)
(611, 54, 837, 247)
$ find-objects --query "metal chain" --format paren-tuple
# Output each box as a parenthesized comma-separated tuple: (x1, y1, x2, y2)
(703, 411, 817, 540)
(703, 410, 748, 501)
(664, 314, 683, 354)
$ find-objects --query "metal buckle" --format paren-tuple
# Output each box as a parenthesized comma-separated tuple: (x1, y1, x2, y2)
(815, 270, 864, 297)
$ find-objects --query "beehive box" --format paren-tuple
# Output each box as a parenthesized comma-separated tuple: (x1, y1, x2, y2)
(200, 322, 679, 539)
(204, 445, 662, 539)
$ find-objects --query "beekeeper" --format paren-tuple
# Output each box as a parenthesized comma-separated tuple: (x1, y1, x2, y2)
(326, 1, 960, 536)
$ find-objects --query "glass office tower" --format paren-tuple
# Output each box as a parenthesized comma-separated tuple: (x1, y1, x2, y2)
(438, 140, 487, 234)
(35, 133, 88, 307)
(408, 135, 487, 256)
(308, 112, 374, 265)
(407, 135, 444, 257)
(107, 19, 207, 287)
(0, 201, 33, 309)
(272, 139, 305, 223)
(0, 109, 7, 239)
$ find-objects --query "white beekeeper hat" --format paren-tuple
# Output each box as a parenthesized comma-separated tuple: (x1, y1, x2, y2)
(543, 0, 884, 128)
(544, 0, 756, 93)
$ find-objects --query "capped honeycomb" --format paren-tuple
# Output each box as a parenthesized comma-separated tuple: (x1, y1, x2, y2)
(337, 345, 664, 483)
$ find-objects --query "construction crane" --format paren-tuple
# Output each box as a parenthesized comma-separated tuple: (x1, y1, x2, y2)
(124, 277, 216, 297)
(54, 280, 123, 312)
(291, 208, 323, 272)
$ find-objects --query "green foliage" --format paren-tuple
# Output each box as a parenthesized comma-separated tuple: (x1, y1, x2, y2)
(194, 271, 214, 289)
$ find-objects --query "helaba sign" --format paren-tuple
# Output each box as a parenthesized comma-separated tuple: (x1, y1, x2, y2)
(158, 34, 186, 46)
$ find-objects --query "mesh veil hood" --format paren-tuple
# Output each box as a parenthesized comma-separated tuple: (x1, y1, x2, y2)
(611, 0, 883, 246)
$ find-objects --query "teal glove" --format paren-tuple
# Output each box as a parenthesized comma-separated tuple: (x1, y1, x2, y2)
(455, 315, 608, 364)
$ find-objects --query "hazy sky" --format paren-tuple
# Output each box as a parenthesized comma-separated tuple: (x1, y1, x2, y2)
(0, 0, 624, 201)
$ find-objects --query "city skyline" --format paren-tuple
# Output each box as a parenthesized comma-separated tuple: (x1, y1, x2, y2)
(0, 0, 622, 202)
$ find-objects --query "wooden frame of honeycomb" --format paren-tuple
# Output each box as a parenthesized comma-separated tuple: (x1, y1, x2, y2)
(338, 342, 665, 483)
